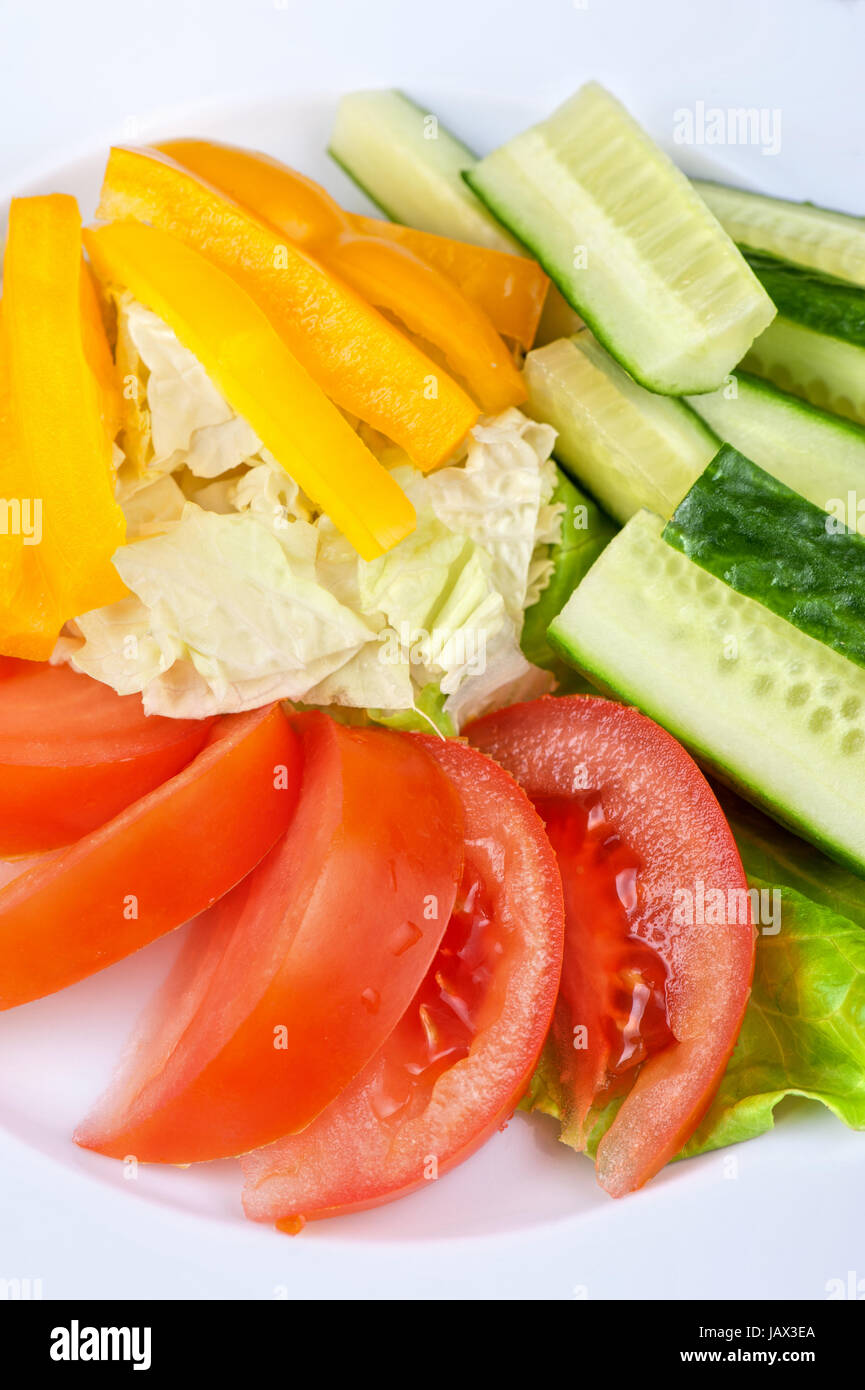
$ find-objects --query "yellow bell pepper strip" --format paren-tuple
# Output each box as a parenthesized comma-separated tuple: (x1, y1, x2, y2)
(0, 320, 23, 614)
(84, 220, 416, 561)
(346, 214, 549, 351)
(79, 261, 122, 477)
(0, 195, 127, 660)
(157, 139, 526, 412)
(98, 147, 477, 472)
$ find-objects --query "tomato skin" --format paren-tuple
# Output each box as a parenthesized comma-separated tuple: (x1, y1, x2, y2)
(466, 695, 755, 1197)
(239, 735, 564, 1228)
(74, 714, 466, 1163)
(0, 704, 299, 1009)
(0, 659, 214, 854)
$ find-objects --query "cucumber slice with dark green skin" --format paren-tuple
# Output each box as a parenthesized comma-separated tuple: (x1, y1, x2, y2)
(465, 83, 775, 394)
(686, 372, 865, 522)
(694, 180, 865, 289)
(741, 252, 865, 425)
(524, 332, 719, 523)
(744, 250, 865, 347)
(520, 466, 617, 671)
(328, 89, 521, 252)
(664, 445, 865, 670)
(743, 315, 865, 426)
(548, 509, 865, 875)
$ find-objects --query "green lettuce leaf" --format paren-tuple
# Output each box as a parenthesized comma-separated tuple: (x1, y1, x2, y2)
(682, 880, 865, 1154)
(719, 786, 865, 931)
(368, 683, 456, 737)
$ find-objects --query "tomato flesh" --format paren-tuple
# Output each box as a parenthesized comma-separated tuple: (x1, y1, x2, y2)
(74, 714, 466, 1163)
(536, 794, 675, 1123)
(466, 695, 755, 1197)
(0, 658, 213, 854)
(0, 703, 299, 1009)
(369, 862, 501, 1124)
(240, 735, 564, 1229)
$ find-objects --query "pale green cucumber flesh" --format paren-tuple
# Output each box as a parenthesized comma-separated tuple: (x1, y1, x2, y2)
(328, 89, 520, 252)
(524, 331, 718, 523)
(687, 371, 865, 523)
(743, 316, 865, 427)
(693, 179, 865, 289)
(327, 148, 402, 223)
(548, 509, 865, 875)
(466, 83, 775, 394)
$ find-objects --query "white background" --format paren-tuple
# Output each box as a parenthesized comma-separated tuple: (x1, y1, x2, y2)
(2, 0, 863, 206)
(1, 0, 864, 1301)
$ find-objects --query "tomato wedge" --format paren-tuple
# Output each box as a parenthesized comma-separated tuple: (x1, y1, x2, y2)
(466, 695, 755, 1198)
(74, 714, 465, 1163)
(0, 658, 213, 855)
(240, 735, 564, 1230)
(0, 703, 299, 1009)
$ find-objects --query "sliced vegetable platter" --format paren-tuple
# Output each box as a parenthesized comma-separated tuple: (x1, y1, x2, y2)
(1, 75, 864, 1268)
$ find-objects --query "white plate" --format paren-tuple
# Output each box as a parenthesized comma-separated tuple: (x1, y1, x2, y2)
(2, 0, 864, 1300)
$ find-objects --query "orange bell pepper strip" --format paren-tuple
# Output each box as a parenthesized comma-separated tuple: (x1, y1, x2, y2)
(346, 214, 549, 350)
(160, 140, 548, 348)
(157, 139, 526, 413)
(84, 220, 416, 561)
(98, 147, 477, 472)
(0, 195, 126, 661)
(157, 143, 350, 246)
(313, 230, 524, 414)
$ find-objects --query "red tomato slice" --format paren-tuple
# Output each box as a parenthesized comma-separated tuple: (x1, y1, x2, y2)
(0, 703, 299, 1009)
(74, 714, 466, 1164)
(239, 735, 564, 1230)
(0, 658, 214, 854)
(465, 695, 755, 1198)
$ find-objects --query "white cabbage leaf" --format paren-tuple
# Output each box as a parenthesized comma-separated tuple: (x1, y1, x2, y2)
(64, 299, 562, 727)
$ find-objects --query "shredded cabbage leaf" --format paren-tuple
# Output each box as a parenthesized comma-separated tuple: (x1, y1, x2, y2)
(61, 299, 560, 725)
